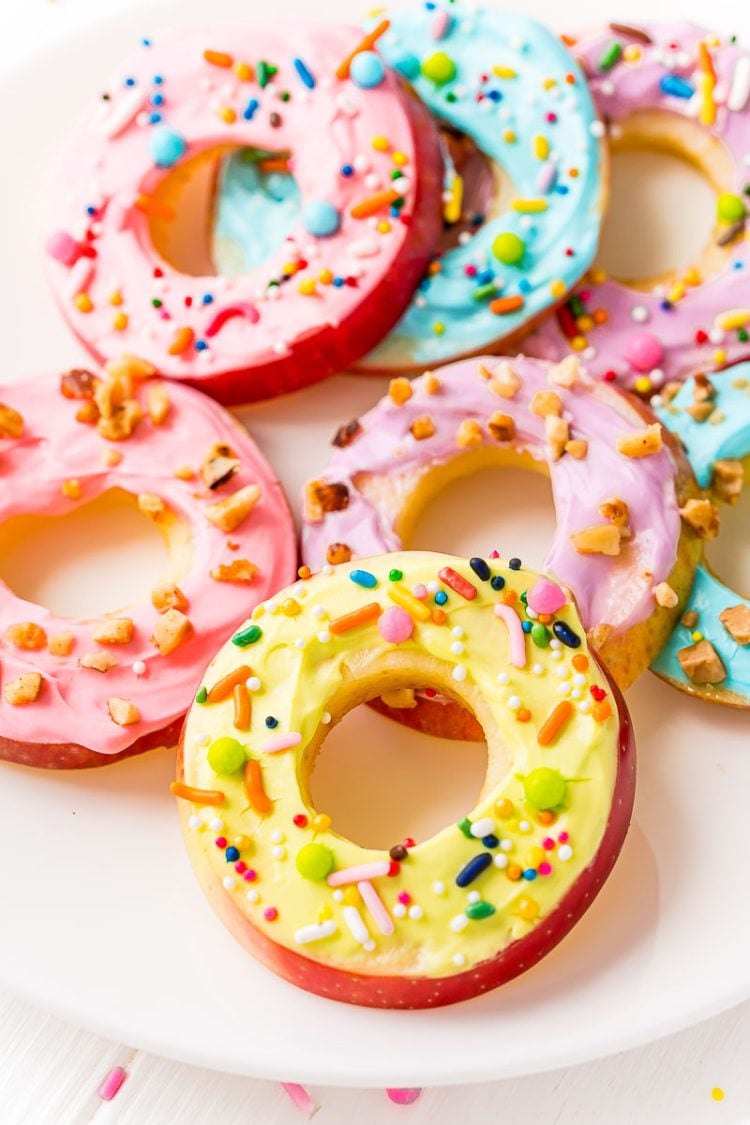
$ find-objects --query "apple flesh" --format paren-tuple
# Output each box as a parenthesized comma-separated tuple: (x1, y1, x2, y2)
(0, 716, 183, 770)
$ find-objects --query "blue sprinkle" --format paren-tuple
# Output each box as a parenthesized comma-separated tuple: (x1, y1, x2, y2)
(265, 716, 279, 729)
(487, 89, 502, 102)
(389, 205, 401, 218)
(555, 184, 570, 195)
(341, 163, 354, 177)
(243, 98, 260, 121)
(85, 205, 97, 217)
(660, 300, 673, 312)
(522, 868, 538, 881)
(477, 269, 495, 285)
(333, 277, 345, 288)
(434, 589, 448, 605)
(552, 620, 581, 648)
(149, 91, 164, 106)
(522, 620, 532, 633)
(490, 575, 505, 591)
(349, 568, 377, 589)
(471, 213, 485, 226)
(293, 56, 316, 89)
(201, 293, 214, 305)
(141, 38, 152, 48)
(194, 340, 208, 352)
(394, 52, 421, 80)
(509, 557, 522, 570)
(469, 557, 490, 581)
(425, 1, 437, 9)
(302, 199, 342, 239)
(124, 76, 136, 87)
(152, 74, 164, 85)
(482, 834, 499, 849)
(518, 278, 533, 294)
(659, 73, 694, 99)
(456, 852, 493, 887)
(225, 846, 240, 862)
(148, 112, 163, 125)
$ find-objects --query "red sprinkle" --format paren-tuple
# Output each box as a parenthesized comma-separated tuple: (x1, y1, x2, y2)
(695, 329, 708, 344)
(438, 566, 478, 600)
(603, 370, 617, 382)
(293, 813, 309, 828)
(388, 861, 401, 876)
(590, 684, 606, 701)
(215, 836, 227, 848)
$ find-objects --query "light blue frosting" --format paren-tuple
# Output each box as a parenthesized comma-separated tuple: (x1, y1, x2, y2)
(212, 149, 301, 277)
(653, 364, 750, 701)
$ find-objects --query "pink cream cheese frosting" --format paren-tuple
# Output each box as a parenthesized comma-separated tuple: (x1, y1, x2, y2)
(0, 370, 296, 757)
(302, 355, 683, 640)
(524, 22, 750, 391)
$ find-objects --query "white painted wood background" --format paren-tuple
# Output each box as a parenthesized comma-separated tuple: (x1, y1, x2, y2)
(2, 2, 750, 1121)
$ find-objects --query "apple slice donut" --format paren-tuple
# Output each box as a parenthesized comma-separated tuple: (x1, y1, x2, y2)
(0, 362, 295, 769)
(301, 356, 701, 739)
(175, 551, 635, 1009)
(652, 362, 749, 706)
(524, 22, 750, 394)
(44, 23, 443, 405)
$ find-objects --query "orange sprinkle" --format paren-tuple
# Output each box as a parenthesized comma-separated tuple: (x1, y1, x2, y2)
(432, 608, 447, 624)
(537, 612, 553, 624)
(572, 654, 590, 672)
(495, 798, 514, 818)
(74, 293, 93, 313)
(170, 780, 225, 805)
(297, 565, 312, 580)
(335, 19, 390, 80)
(593, 700, 612, 722)
(490, 295, 525, 316)
(233, 682, 251, 731)
(259, 157, 292, 173)
(507, 863, 523, 881)
(500, 589, 518, 605)
(207, 665, 253, 704)
(537, 700, 573, 746)
(538, 809, 557, 826)
(244, 758, 272, 815)
(233, 61, 254, 81)
(516, 707, 531, 722)
(168, 326, 195, 356)
(217, 105, 237, 124)
(329, 602, 382, 635)
(698, 41, 717, 80)
(350, 188, 400, 220)
(135, 195, 175, 221)
(203, 49, 234, 68)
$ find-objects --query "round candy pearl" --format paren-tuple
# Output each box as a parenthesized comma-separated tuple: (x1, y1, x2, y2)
(623, 331, 664, 373)
(350, 50, 386, 88)
(296, 843, 335, 880)
(523, 767, 567, 810)
(148, 125, 187, 168)
(527, 577, 566, 615)
(302, 199, 341, 238)
(378, 606, 414, 644)
(717, 192, 745, 224)
(420, 51, 456, 85)
(207, 736, 246, 776)
(492, 231, 525, 265)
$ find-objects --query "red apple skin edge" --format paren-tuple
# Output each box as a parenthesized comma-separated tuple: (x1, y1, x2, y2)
(175, 667, 636, 1009)
(0, 716, 183, 770)
(53, 90, 445, 408)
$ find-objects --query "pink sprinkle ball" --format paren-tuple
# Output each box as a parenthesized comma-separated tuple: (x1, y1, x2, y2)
(624, 331, 665, 373)
(558, 831, 569, 844)
(46, 229, 79, 266)
(527, 577, 566, 615)
(542, 837, 555, 850)
(538, 862, 553, 876)
(264, 906, 279, 921)
(387, 1088, 422, 1105)
(378, 606, 414, 644)
(243, 868, 258, 882)
(412, 583, 428, 600)
(398, 891, 412, 905)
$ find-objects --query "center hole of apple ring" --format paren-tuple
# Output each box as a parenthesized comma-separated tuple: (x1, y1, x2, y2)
(438, 125, 516, 254)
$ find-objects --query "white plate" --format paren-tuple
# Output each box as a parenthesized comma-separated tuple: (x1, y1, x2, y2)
(0, 0, 748, 1089)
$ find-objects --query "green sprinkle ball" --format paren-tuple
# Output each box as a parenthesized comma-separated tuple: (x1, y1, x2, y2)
(388, 568, 404, 582)
(492, 232, 525, 265)
(531, 622, 550, 647)
(295, 843, 335, 880)
(421, 51, 456, 85)
(717, 192, 746, 223)
(523, 767, 567, 810)
(207, 736, 247, 776)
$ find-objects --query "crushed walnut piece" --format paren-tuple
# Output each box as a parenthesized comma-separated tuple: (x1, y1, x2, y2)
(97, 399, 142, 441)
(486, 361, 521, 399)
(60, 368, 100, 400)
(719, 604, 750, 645)
(4, 622, 47, 650)
(174, 464, 195, 481)
(327, 542, 352, 565)
(48, 632, 74, 657)
(456, 419, 483, 448)
(151, 583, 189, 613)
(76, 401, 100, 425)
(105, 353, 156, 381)
(138, 493, 167, 520)
(548, 356, 581, 388)
(617, 424, 663, 458)
(565, 439, 588, 460)
(660, 381, 682, 406)
(332, 419, 362, 449)
(681, 609, 699, 629)
(0, 403, 24, 438)
(654, 581, 678, 608)
(424, 372, 441, 394)
(677, 639, 726, 684)
(151, 608, 193, 655)
(92, 618, 135, 645)
(3, 673, 42, 705)
(103, 448, 123, 467)
(692, 372, 716, 403)
(410, 416, 436, 441)
(146, 382, 170, 426)
(200, 442, 240, 491)
(685, 401, 714, 423)
(388, 377, 412, 406)
(599, 497, 631, 541)
(204, 483, 261, 532)
(304, 480, 349, 522)
(61, 479, 82, 500)
(679, 497, 720, 539)
(712, 459, 744, 505)
(487, 412, 516, 442)
(545, 414, 569, 461)
(107, 696, 140, 726)
(210, 559, 258, 584)
(530, 390, 563, 418)
(571, 524, 622, 556)
(80, 651, 119, 673)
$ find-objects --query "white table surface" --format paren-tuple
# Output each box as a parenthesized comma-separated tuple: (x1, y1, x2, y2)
(3, 1, 750, 1121)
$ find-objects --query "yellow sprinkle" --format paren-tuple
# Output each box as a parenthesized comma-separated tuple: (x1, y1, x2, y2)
(502, 129, 517, 143)
(711, 1087, 725, 1102)
(108, 290, 123, 306)
(251, 604, 265, 619)
(715, 308, 750, 331)
(377, 220, 391, 233)
(550, 279, 566, 298)
(343, 886, 360, 906)
(683, 267, 701, 286)
(492, 65, 517, 79)
(623, 44, 642, 62)
(217, 105, 237, 124)
(281, 598, 301, 616)
(392, 150, 408, 166)
(577, 315, 594, 333)
(443, 173, 463, 225)
(112, 312, 128, 331)
(73, 293, 93, 313)
(298, 278, 316, 296)
(388, 583, 431, 621)
(318, 269, 333, 285)
(433, 321, 446, 336)
(634, 376, 652, 395)
(318, 903, 333, 922)
(233, 61, 253, 80)
(668, 283, 686, 303)
(371, 135, 390, 152)
(512, 198, 548, 213)
(692, 630, 704, 642)
(714, 348, 727, 365)
(61, 479, 82, 500)
(282, 262, 297, 276)
(571, 335, 588, 352)
(542, 77, 557, 90)
(529, 846, 545, 866)
(533, 134, 549, 160)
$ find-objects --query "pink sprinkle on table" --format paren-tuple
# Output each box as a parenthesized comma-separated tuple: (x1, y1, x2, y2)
(386, 1088, 423, 1105)
(97, 1066, 127, 1101)
(281, 1082, 318, 1117)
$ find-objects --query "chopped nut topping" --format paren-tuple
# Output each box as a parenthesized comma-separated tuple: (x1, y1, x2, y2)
(104, 353, 156, 381)
(692, 372, 716, 403)
(660, 381, 682, 405)
(151, 583, 189, 613)
(679, 498, 720, 540)
(719, 604, 750, 645)
(0, 403, 24, 438)
(4, 622, 47, 650)
(388, 377, 413, 406)
(60, 369, 100, 400)
(677, 639, 726, 684)
(545, 414, 569, 461)
(92, 617, 135, 645)
(681, 610, 699, 629)
(530, 390, 563, 418)
(61, 479, 82, 500)
(138, 493, 167, 519)
(200, 442, 240, 491)
(685, 401, 714, 423)
(487, 412, 516, 442)
(151, 608, 193, 655)
(565, 439, 588, 460)
(107, 696, 140, 726)
(204, 483, 261, 532)
(712, 459, 744, 505)
(76, 401, 100, 425)
(548, 356, 581, 388)
(424, 372, 441, 394)
(486, 361, 521, 399)
(654, 581, 678, 608)
(332, 419, 362, 449)
(617, 424, 663, 458)
(326, 542, 352, 565)
(80, 651, 119, 673)
(210, 559, 258, 584)
(103, 448, 123, 467)
(97, 399, 142, 441)
(174, 465, 195, 480)
(304, 480, 349, 522)
(599, 497, 631, 540)
(410, 416, 436, 441)
(3, 673, 42, 705)
(48, 632, 74, 657)
(570, 524, 622, 556)
(146, 382, 171, 425)
(456, 419, 483, 448)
